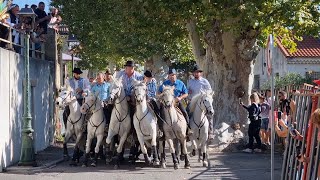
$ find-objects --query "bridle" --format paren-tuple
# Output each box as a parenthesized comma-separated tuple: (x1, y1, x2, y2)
(197, 95, 212, 115)
(58, 91, 72, 105)
(110, 86, 126, 105)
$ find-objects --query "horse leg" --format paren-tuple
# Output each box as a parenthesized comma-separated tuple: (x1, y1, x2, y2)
(181, 139, 190, 169)
(91, 134, 104, 167)
(167, 139, 178, 170)
(190, 136, 197, 157)
(114, 132, 128, 169)
(159, 140, 166, 168)
(201, 139, 209, 167)
(138, 136, 151, 165)
(105, 129, 117, 164)
(151, 128, 160, 166)
(70, 131, 84, 165)
(82, 133, 93, 167)
(63, 130, 71, 160)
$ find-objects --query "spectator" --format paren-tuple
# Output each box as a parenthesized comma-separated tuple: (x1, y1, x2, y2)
(278, 91, 291, 122)
(34, 2, 50, 34)
(104, 68, 113, 83)
(6, 4, 20, 52)
(48, 7, 62, 31)
(0, 10, 10, 48)
(31, 4, 37, 11)
(291, 108, 320, 179)
(241, 93, 262, 153)
(259, 95, 271, 145)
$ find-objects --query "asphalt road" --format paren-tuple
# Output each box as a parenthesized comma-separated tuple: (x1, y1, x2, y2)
(1, 152, 282, 180)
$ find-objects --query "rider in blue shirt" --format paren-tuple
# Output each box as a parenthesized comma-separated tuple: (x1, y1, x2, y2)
(158, 68, 192, 134)
(90, 73, 111, 125)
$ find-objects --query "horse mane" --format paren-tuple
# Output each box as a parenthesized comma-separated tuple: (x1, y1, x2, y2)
(189, 93, 202, 113)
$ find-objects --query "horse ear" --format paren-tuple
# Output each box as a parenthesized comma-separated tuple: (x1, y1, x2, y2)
(210, 90, 215, 97)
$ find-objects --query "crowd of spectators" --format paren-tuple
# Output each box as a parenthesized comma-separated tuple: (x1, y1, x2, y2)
(0, 2, 62, 56)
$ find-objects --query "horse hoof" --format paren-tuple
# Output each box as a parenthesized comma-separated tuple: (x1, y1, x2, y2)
(91, 162, 97, 167)
(174, 163, 179, 170)
(185, 164, 191, 169)
(153, 161, 160, 166)
(161, 163, 166, 169)
(191, 150, 196, 157)
(69, 161, 77, 166)
(180, 155, 185, 161)
(82, 164, 87, 167)
(114, 165, 119, 170)
(203, 161, 208, 167)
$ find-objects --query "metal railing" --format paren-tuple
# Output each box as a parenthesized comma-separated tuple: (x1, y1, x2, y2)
(281, 93, 320, 180)
(0, 22, 45, 60)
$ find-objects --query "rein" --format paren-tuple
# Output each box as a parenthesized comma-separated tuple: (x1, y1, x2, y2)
(193, 96, 210, 140)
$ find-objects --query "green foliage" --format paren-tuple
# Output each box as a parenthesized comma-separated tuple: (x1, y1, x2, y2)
(261, 73, 312, 90)
(52, 0, 320, 69)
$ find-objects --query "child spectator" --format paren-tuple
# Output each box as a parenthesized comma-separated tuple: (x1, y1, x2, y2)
(241, 93, 262, 153)
(259, 95, 271, 145)
(48, 7, 62, 32)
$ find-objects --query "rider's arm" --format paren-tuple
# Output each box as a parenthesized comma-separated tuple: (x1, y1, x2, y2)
(178, 82, 188, 100)
(204, 79, 212, 91)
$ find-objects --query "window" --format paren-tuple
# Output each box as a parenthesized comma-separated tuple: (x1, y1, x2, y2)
(306, 71, 320, 80)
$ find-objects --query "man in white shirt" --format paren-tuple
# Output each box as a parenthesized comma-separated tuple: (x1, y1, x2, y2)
(187, 65, 214, 139)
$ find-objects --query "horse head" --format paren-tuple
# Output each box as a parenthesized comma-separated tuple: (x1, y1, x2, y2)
(107, 77, 123, 104)
(200, 90, 215, 116)
(160, 85, 175, 108)
(81, 92, 99, 114)
(56, 87, 75, 108)
(133, 79, 147, 104)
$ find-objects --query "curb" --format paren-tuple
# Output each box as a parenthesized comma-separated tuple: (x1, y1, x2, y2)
(5, 157, 65, 174)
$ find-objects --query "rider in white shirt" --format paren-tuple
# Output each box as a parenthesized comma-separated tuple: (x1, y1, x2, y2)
(187, 65, 214, 139)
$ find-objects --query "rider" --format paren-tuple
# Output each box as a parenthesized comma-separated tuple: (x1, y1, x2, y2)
(158, 68, 193, 135)
(90, 72, 111, 126)
(63, 68, 90, 130)
(115, 60, 144, 123)
(144, 70, 163, 136)
(187, 65, 214, 139)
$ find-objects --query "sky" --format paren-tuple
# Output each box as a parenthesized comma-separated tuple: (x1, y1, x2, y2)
(11, 0, 51, 12)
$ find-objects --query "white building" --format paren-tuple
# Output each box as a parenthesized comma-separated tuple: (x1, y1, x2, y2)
(253, 36, 320, 90)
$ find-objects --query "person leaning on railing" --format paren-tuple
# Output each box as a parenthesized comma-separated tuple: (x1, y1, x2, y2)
(6, 4, 21, 52)
(291, 108, 320, 178)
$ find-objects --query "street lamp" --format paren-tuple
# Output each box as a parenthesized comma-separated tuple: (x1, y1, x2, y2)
(18, 6, 37, 166)
(66, 34, 79, 71)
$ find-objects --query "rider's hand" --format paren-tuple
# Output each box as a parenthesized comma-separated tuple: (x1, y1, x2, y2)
(76, 88, 83, 94)
(175, 97, 181, 102)
(82, 92, 87, 97)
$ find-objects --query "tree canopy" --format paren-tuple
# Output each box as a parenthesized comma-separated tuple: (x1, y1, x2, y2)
(53, 0, 320, 69)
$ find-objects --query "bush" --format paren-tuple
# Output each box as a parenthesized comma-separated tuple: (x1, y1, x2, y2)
(261, 73, 312, 90)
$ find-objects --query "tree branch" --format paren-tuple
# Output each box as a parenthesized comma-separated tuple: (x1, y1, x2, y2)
(186, 19, 205, 63)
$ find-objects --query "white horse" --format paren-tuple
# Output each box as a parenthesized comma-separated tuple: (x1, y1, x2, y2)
(189, 90, 214, 167)
(80, 93, 106, 167)
(105, 77, 131, 169)
(158, 86, 190, 170)
(56, 87, 85, 165)
(132, 80, 160, 166)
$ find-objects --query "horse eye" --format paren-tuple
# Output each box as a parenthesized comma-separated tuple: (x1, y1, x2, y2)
(64, 92, 67, 94)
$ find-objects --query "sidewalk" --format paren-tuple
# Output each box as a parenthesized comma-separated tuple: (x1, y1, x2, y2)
(5, 143, 72, 174)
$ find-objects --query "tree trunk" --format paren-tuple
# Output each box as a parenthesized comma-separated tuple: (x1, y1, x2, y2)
(144, 55, 171, 85)
(187, 20, 259, 151)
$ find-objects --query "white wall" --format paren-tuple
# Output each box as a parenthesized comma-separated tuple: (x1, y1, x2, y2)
(0, 48, 54, 169)
(254, 47, 320, 89)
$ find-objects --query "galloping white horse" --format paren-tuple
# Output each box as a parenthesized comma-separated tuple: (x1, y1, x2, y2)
(132, 80, 159, 166)
(158, 86, 190, 170)
(56, 88, 85, 164)
(189, 90, 214, 167)
(80, 93, 106, 167)
(105, 77, 131, 169)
